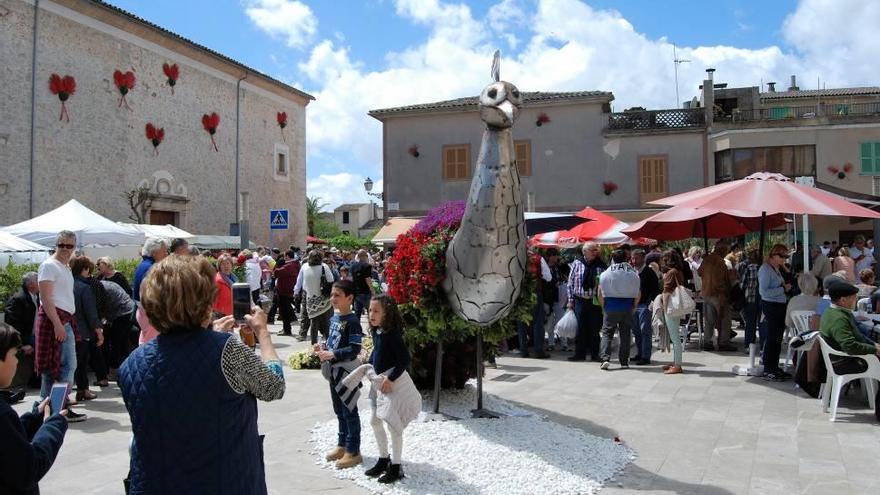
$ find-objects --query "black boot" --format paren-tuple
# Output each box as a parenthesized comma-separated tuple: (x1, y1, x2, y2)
(364, 457, 390, 477)
(378, 464, 403, 484)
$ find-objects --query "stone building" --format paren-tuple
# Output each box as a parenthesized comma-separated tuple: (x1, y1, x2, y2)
(368, 91, 707, 222)
(0, 0, 312, 247)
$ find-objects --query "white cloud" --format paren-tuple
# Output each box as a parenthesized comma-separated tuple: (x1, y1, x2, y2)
(281, 0, 880, 209)
(245, 0, 317, 48)
(306, 173, 382, 211)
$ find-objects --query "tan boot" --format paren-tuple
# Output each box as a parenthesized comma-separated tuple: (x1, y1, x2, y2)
(325, 446, 345, 462)
(335, 452, 363, 469)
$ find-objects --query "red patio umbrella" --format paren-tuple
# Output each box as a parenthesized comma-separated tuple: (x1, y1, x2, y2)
(532, 207, 642, 246)
(649, 172, 880, 218)
(622, 207, 789, 246)
(306, 235, 327, 245)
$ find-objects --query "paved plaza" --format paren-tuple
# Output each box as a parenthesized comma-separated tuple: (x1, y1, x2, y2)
(14, 326, 880, 495)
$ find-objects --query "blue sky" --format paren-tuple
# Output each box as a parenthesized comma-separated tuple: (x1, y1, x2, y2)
(106, 0, 877, 208)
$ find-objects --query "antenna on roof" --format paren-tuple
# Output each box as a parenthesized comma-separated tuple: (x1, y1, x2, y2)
(673, 43, 690, 109)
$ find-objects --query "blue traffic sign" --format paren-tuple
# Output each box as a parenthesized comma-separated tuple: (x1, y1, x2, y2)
(270, 209, 289, 230)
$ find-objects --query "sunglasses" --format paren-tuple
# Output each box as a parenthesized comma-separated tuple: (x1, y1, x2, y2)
(56, 243, 75, 250)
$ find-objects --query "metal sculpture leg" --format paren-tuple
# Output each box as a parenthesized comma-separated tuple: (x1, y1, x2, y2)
(424, 339, 457, 421)
(472, 331, 501, 419)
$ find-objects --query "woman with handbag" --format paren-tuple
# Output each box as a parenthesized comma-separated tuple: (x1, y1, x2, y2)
(301, 250, 336, 344)
(659, 251, 689, 375)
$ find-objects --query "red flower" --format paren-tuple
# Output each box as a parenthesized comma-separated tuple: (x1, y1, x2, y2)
(602, 181, 618, 195)
(145, 123, 165, 155)
(163, 63, 179, 94)
(113, 70, 136, 110)
(48, 74, 76, 122)
(202, 112, 221, 152)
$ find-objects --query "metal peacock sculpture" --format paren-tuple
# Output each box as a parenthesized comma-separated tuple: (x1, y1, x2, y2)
(442, 51, 526, 327)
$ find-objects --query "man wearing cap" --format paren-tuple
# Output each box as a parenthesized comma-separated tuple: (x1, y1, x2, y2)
(820, 278, 880, 375)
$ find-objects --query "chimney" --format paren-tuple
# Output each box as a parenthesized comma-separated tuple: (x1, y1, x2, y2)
(789, 75, 799, 91)
(767, 81, 776, 92)
(702, 69, 714, 126)
(706, 68, 715, 82)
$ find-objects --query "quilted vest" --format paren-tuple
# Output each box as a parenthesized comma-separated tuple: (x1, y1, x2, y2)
(118, 329, 266, 495)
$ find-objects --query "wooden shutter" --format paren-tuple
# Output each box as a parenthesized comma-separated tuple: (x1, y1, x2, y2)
(515, 140, 531, 176)
(442, 145, 470, 180)
(860, 142, 873, 174)
(639, 156, 668, 204)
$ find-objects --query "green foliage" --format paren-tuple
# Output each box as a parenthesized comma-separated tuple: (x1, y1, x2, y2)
(0, 261, 40, 312)
(326, 234, 374, 251)
(307, 196, 330, 236)
(313, 218, 342, 240)
(113, 258, 141, 283)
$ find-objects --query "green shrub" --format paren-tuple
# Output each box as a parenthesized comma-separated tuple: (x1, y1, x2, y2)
(0, 261, 40, 312)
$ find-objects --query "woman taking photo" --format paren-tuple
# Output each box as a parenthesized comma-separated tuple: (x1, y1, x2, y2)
(118, 256, 285, 494)
(758, 244, 792, 382)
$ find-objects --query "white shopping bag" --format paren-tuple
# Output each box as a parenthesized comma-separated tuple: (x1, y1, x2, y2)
(554, 309, 578, 339)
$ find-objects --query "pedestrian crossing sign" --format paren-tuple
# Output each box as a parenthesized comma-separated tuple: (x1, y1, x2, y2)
(270, 209, 289, 230)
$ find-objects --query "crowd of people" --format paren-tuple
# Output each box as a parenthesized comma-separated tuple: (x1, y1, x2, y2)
(513, 235, 879, 382)
(1, 227, 878, 492)
(0, 231, 407, 493)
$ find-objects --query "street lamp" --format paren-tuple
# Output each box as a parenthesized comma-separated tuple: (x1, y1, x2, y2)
(363, 176, 384, 201)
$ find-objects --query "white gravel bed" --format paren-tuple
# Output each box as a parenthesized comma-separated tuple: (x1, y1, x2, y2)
(309, 384, 634, 495)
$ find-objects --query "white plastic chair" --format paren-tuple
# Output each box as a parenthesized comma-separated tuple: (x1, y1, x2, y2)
(785, 310, 815, 370)
(816, 336, 880, 422)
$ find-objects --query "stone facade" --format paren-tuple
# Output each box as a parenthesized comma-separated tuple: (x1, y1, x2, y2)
(0, 0, 311, 247)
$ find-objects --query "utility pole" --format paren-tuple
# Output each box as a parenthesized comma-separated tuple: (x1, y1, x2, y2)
(673, 43, 690, 108)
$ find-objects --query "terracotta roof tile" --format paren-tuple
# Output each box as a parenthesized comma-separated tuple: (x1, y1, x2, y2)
(369, 91, 613, 118)
(761, 87, 880, 100)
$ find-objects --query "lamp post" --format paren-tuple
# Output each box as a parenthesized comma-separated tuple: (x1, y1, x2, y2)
(364, 177, 384, 222)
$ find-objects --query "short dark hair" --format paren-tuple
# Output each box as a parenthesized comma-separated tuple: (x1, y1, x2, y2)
(69, 255, 95, 275)
(285, 250, 296, 259)
(170, 238, 189, 252)
(611, 249, 627, 264)
(0, 323, 22, 360)
(333, 279, 355, 297)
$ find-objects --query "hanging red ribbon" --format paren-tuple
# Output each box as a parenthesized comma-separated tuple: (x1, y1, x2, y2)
(48, 73, 76, 122)
(113, 70, 136, 111)
(145, 123, 165, 156)
(202, 112, 220, 152)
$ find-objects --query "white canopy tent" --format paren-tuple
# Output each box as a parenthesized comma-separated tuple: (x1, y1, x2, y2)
(0, 231, 50, 267)
(1, 199, 145, 248)
(119, 223, 194, 240)
(189, 235, 256, 250)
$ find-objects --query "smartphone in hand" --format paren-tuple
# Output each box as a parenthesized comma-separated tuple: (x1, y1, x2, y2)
(49, 383, 69, 416)
(232, 283, 252, 324)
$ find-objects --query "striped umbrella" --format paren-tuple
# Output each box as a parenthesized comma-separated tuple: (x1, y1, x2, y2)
(531, 207, 639, 247)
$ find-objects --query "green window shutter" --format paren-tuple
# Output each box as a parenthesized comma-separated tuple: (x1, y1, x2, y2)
(861, 143, 874, 174)
(874, 143, 880, 174)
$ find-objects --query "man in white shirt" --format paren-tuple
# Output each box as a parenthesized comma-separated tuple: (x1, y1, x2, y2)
(851, 235, 874, 274)
(35, 230, 86, 421)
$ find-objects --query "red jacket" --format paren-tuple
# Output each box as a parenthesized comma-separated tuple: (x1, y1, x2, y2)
(274, 260, 300, 297)
(213, 272, 233, 316)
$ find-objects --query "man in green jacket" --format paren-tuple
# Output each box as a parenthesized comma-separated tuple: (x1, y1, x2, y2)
(819, 278, 880, 374)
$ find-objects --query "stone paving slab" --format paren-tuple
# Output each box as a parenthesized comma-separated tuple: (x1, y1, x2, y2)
(14, 327, 880, 494)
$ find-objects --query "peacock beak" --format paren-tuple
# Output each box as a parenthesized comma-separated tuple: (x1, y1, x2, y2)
(498, 100, 516, 124)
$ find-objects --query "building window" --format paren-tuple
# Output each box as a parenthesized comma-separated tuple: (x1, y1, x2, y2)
(639, 156, 667, 204)
(442, 144, 470, 181)
(873, 176, 880, 196)
(515, 140, 532, 177)
(342, 211, 350, 224)
(859, 142, 880, 174)
(273, 143, 290, 182)
(715, 145, 816, 182)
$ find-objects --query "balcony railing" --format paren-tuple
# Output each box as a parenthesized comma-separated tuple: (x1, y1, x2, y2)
(717, 101, 880, 123)
(606, 108, 706, 132)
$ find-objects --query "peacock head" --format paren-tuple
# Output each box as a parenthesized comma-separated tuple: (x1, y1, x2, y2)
(479, 50, 521, 129)
(479, 81, 521, 129)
